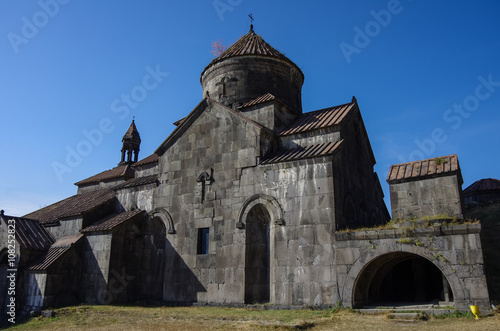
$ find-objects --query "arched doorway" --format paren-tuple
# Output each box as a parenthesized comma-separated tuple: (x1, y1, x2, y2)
(353, 252, 453, 307)
(244, 204, 270, 304)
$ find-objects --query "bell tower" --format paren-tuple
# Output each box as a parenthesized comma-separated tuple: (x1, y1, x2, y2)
(119, 120, 141, 165)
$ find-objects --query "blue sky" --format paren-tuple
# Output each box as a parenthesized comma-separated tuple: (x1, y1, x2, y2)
(1, 0, 499, 216)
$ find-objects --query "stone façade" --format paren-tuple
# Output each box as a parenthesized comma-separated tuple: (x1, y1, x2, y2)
(0, 26, 492, 320)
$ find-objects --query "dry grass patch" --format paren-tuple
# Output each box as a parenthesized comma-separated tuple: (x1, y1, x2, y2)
(7, 306, 500, 331)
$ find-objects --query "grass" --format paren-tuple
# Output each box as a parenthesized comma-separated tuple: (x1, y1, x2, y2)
(337, 214, 479, 233)
(6, 305, 500, 331)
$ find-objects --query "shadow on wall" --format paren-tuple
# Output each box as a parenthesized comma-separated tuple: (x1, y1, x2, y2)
(163, 238, 206, 303)
(137, 216, 166, 301)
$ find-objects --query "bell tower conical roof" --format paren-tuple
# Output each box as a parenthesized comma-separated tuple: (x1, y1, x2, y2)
(119, 120, 141, 165)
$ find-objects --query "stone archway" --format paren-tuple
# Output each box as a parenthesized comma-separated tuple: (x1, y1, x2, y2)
(238, 195, 284, 304)
(152, 208, 175, 234)
(353, 252, 453, 307)
(244, 204, 271, 304)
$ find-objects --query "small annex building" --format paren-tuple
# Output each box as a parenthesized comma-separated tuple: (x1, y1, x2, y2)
(0, 26, 492, 320)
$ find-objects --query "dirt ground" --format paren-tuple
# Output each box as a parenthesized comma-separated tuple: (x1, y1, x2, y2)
(6, 305, 500, 331)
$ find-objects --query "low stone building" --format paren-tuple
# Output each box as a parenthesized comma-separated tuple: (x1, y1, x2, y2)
(0, 26, 492, 319)
(387, 155, 464, 220)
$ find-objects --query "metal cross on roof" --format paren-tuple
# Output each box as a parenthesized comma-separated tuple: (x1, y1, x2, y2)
(249, 14, 254, 24)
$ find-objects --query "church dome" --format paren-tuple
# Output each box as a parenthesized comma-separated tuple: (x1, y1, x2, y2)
(201, 26, 304, 113)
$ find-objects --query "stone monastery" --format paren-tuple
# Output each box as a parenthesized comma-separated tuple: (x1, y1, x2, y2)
(0, 26, 491, 318)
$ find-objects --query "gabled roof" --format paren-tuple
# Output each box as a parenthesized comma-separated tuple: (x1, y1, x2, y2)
(75, 164, 135, 186)
(0, 212, 54, 250)
(239, 93, 276, 109)
(24, 188, 115, 224)
(81, 210, 144, 233)
(113, 175, 158, 190)
(260, 140, 343, 165)
(133, 153, 159, 167)
(202, 26, 303, 80)
(278, 101, 355, 136)
(155, 98, 265, 155)
(28, 234, 83, 271)
(463, 178, 500, 195)
(387, 154, 461, 184)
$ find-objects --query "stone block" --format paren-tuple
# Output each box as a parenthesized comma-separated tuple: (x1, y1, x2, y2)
(464, 277, 490, 300)
(336, 248, 359, 265)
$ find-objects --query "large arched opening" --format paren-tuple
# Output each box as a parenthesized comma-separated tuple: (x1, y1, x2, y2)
(244, 204, 271, 304)
(353, 252, 453, 308)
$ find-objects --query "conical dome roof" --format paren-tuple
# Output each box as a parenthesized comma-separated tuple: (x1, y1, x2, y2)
(202, 26, 303, 79)
(200, 26, 304, 113)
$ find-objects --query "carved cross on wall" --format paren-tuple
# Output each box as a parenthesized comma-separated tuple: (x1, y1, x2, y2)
(197, 172, 212, 203)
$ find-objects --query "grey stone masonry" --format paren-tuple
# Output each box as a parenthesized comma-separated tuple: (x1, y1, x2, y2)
(335, 223, 490, 312)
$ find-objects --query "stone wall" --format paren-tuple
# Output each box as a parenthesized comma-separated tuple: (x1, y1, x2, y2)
(137, 216, 165, 300)
(44, 216, 82, 240)
(240, 102, 297, 133)
(24, 273, 45, 311)
(82, 233, 112, 304)
(156, 101, 264, 304)
(77, 178, 127, 194)
(134, 163, 158, 177)
(201, 56, 303, 112)
(241, 158, 336, 306)
(333, 108, 388, 230)
(115, 183, 155, 213)
(390, 175, 463, 219)
(108, 221, 141, 303)
(335, 223, 490, 311)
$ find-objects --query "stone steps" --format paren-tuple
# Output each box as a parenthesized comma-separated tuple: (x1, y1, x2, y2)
(359, 303, 455, 316)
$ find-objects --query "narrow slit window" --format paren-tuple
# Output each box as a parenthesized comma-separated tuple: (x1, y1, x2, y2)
(197, 228, 209, 255)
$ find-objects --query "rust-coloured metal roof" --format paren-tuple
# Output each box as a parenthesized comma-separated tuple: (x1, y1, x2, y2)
(0, 213, 54, 250)
(133, 154, 159, 167)
(278, 102, 354, 136)
(113, 175, 158, 190)
(24, 188, 115, 224)
(125, 120, 140, 136)
(387, 154, 460, 183)
(74, 164, 135, 186)
(173, 117, 186, 126)
(215, 27, 288, 61)
(201, 26, 304, 80)
(239, 93, 276, 109)
(81, 210, 144, 233)
(28, 234, 83, 271)
(463, 178, 500, 195)
(260, 140, 343, 165)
